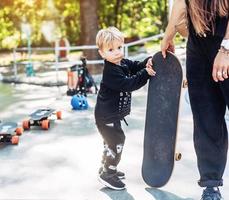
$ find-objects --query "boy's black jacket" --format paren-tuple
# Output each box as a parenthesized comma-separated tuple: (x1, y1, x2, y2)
(95, 58, 151, 124)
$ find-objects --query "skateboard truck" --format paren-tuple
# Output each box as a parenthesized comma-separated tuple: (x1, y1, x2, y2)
(0, 134, 19, 145)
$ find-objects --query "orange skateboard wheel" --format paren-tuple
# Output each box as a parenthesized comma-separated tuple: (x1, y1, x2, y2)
(16, 127, 24, 136)
(56, 111, 62, 120)
(11, 136, 19, 145)
(22, 120, 30, 130)
(41, 119, 50, 130)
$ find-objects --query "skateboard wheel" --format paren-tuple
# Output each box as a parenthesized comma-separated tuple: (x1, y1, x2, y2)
(56, 111, 62, 120)
(16, 127, 24, 136)
(22, 120, 30, 130)
(175, 153, 182, 161)
(11, 136, 19, 145)
(41, 119, 50, 130)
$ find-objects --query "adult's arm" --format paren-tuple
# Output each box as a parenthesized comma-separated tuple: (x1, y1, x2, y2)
(161, 0, 187, 58)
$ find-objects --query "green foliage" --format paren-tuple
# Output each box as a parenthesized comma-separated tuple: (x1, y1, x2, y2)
(121, 0, 168, 37)
(54, 0, 80, 44)
(99, 0, 168, 38)
(0, 0, 168, 49)
(0, 6, 19, 48)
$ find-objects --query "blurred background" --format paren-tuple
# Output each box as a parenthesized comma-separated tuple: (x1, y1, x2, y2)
(0, 0, 170, 49)
(0, 0, 182, 73)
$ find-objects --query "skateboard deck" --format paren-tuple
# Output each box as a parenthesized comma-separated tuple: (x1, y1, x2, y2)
(142, 51, 183, 187)
(23, 108, 62, 130)
(30, 108, 55, 121)
(0, 122, 18, 133)
(0, 122, 22, 145)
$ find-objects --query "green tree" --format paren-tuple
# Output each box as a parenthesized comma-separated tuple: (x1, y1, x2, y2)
(54, 0, 80, 45)
(0, 0, 169, 49)
(99, 0, 168, 37)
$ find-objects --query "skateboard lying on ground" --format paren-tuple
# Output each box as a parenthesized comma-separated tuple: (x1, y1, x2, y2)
(22, 108, 62, 130)
(142, 51, 183, 187)
(0, 122, 23, 145)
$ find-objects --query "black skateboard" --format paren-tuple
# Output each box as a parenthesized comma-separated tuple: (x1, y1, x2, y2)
(142, 51, 183, 187)
(22, 108, 62, 130)
(0, 122, 23, 145)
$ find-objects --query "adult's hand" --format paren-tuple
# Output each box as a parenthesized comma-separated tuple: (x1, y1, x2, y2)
(212, 51, 229, 82)
(160, 0, 187, 58)
(161, 36, 175, 58)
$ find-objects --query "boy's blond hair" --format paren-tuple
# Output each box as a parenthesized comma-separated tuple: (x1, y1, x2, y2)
(96, 27, 124, 50)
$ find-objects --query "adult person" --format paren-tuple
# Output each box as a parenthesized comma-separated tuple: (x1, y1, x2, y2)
(161, 0, 229, 199)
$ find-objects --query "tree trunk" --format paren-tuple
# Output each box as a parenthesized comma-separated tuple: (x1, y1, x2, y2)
(163, 0, 168, 31)
(157, 0, 168, 31)
(114, 0, 121, 28)
(79, 0, 100, 73)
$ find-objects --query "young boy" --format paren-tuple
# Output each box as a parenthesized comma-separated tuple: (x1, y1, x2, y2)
(95, 27, 155, 190)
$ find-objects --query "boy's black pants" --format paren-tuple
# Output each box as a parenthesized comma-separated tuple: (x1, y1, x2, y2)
(186, 35, 229, 187)
(96, 120, 125, 173)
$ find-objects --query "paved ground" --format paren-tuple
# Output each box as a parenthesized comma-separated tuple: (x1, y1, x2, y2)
(0, 55, 229, 200)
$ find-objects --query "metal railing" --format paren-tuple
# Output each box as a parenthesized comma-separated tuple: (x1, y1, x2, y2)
(12, 33, 164, 79)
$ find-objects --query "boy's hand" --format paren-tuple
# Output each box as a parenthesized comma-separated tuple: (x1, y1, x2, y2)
(146, 58, 156, 76)
(146, 68, 156, 76)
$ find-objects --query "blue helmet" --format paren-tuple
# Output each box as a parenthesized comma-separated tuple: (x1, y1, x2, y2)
(71, 94, 89, 110)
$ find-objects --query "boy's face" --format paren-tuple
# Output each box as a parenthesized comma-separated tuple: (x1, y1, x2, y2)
(99, 40, 124, 65)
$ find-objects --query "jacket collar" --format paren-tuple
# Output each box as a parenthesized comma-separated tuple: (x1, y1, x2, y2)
(104, 59, 125, 67)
